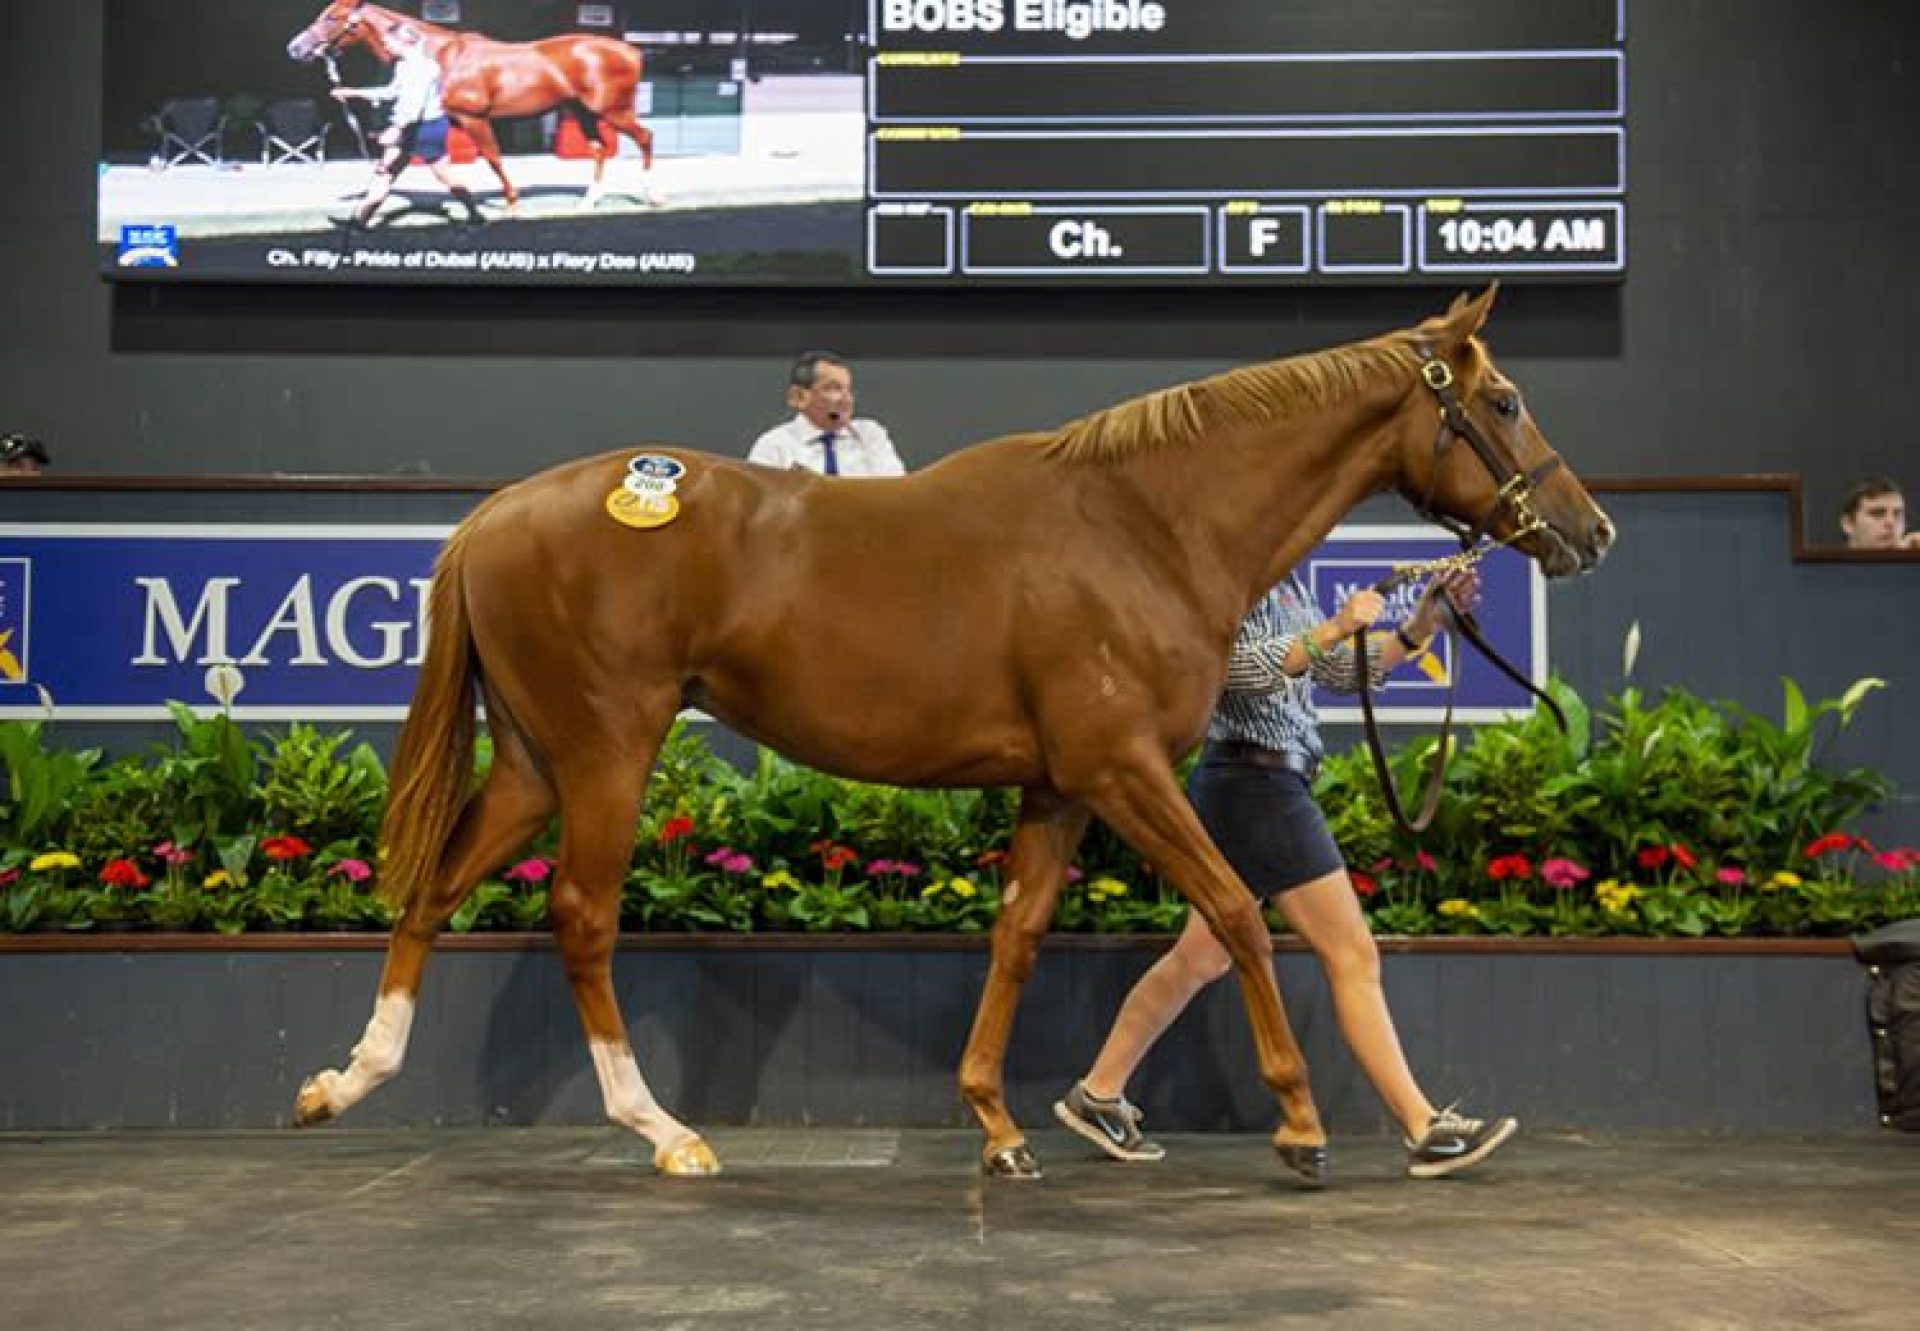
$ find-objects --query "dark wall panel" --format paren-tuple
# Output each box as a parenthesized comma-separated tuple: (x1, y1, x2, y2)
(0, 948, 1877, 1132)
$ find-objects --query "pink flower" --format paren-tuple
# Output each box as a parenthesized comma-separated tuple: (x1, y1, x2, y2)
(327, 858, 374, 883)
(1872, 850, 1914, 874)
(503, 857, 552, 884)
(1065, 866, 1083, 884)
(720, 852, 753, 875)
(866, 858, 897, 876)
(892, 861, 923, 878)
(0, 867, 19, 887)
(1714, 866, 1747, 887)
(1415, 850, 1438, 873)
(1541, 858, 1590, 890)
(152, 840, 192, 867)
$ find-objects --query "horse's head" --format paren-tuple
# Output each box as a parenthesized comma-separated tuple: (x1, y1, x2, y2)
(287, 0, 380, 63)
(1387, 286, 1613, 579)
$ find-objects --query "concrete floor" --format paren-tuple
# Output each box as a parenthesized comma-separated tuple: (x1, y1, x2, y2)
(1, 1128, 1914, 1329)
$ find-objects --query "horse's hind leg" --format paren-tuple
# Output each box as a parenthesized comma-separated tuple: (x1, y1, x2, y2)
(294, 699, 554, 1125)
(1078, 750, 1328, 1176)
(574, 107, 609, 209)
(958, 787, 1089, 1178)
(599, 109, 657, 203)
(547, 721, 718, 1176)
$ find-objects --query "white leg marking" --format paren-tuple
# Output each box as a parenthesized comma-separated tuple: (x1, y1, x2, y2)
(589, 1038, 694, 1151)
(315, 992, 416, 1115)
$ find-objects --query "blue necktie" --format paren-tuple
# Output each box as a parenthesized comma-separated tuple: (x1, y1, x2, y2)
(818, 431, 841, 476)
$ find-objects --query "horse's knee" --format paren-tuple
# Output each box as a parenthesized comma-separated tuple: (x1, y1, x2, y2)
(989, 917, 1048, 984)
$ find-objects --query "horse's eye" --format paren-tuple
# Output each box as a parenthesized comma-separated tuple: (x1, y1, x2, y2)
(1493, 394, 1521, 420)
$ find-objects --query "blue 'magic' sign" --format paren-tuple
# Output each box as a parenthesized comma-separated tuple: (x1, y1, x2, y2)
(1302, 526, 1544, 723)
(0, 524, 1543, 721)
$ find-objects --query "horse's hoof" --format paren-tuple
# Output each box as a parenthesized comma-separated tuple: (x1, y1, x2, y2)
(983, 1144, 1042, 1180)
(655, 1135, 722, 1177)
(1274, 1141, 1330, 1187)
(293, 1073, 337, 1127)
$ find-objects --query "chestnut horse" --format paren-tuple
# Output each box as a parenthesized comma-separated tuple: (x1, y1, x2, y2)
(292, 288, 1613, 1179)
(288, 0, 654, 210)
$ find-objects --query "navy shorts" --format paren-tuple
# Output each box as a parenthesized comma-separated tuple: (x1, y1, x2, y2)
(389, 116, 450, 166)
(1187, 748, 1345, 898)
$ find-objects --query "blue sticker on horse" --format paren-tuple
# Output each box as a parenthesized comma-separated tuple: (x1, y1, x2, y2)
(118, 224, 179, 269)
(628, 455, 686, 482)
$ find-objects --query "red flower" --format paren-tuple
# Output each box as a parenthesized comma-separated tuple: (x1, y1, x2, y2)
(261, 835, 313, 862)
(1636, 846, 1670, 871)
(820, 845, 858, 872)
(974, 849, 1008, 868)
(1350, 871, 1379, 898)
(1486, 854, 1533, 881)
(1670, 843, 1698, 871)
(99, 858, 151, 889)
(1802, 832, 1853, 859)
(658, 816, 695, 844)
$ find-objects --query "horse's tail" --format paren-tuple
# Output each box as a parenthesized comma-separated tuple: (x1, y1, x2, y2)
(377, 520, 483, 914)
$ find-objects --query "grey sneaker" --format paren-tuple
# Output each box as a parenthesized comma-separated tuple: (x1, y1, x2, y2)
(1406, 1104, 1518, 1178)
(1053, 1081, 1166, 1163)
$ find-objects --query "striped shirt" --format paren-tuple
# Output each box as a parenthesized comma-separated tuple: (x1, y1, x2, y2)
(1209, 574, 1392, 763)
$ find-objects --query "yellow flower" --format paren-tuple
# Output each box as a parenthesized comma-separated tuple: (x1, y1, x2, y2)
(760, 869, 800, 892)
(1088, 876, 1129, 900)
(949, 876, 978, 899)
(1438, 898, 1474, 917)
(203, 869, 233, 889)
(1764, 871, 1801, 892)
(30, 851, 81, 872)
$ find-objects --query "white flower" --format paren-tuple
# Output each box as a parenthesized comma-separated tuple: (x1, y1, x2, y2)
(1622, 621, 1641, 681)
(203, 662, 245, 707)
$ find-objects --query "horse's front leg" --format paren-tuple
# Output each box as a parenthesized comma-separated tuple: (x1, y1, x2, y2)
(958, 787, 1089, 1178)
(1078, 747, 1328, 1181)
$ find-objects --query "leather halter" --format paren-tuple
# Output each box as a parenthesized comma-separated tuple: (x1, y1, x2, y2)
(1349, 354, 1570, 837)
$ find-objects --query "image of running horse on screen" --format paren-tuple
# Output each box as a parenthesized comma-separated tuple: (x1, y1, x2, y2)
(95, 1, 868, 284)
(288, 0, 655, 213)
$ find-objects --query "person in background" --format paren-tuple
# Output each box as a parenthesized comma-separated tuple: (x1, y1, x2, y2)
(1055, 567, 1520, 1183)
(0, 432, 49, 476)
(1839, 476, 1918, 550)
(331, 23, 482, 230)
(747, 351, 906, 477)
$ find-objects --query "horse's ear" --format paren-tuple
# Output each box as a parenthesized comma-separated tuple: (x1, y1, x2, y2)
(1438, 283, 1499, 344)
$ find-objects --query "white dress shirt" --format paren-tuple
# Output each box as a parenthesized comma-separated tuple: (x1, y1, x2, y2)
(746, 415, 906, 477)
(367, 49, 445, 125)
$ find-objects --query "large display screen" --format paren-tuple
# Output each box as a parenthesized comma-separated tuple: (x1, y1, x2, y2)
(99, 1, 1626, 286)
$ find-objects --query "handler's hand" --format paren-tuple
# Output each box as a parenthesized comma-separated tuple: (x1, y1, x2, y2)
(1332, 588, 1385, 636)
(1409, 568, 1481, 638)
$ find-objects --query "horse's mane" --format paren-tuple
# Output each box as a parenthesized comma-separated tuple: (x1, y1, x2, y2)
(1043, 334, 1426, 464)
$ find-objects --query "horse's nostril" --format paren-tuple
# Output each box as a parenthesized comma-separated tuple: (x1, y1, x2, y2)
(1592, 515, 1616, 553)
